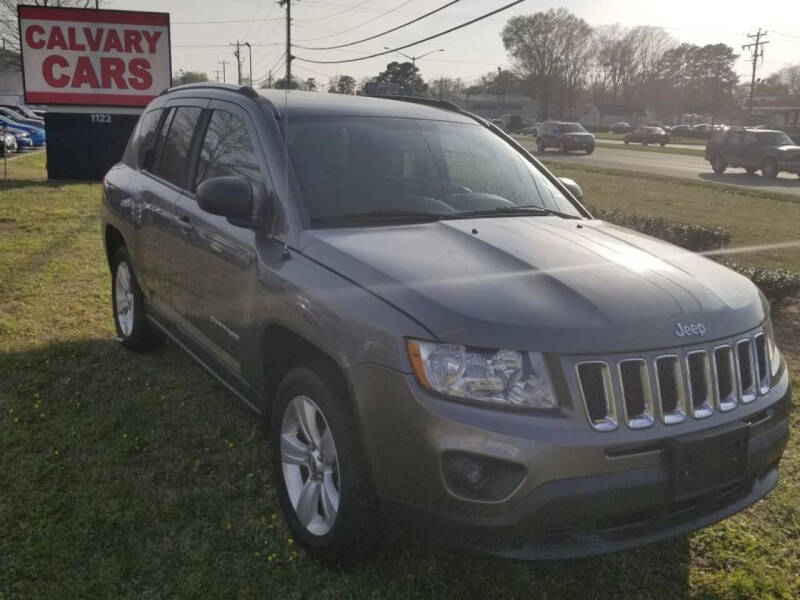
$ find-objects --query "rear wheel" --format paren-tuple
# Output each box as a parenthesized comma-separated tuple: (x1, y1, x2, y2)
(111, 247, 163, 351)
(271, 362, 377, 562)
(711, 154, 728, 174)
(762, 158, 779, 179)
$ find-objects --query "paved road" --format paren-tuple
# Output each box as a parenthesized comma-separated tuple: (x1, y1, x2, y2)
(596, 138, 703, 151)
(519, 142, 800, 198)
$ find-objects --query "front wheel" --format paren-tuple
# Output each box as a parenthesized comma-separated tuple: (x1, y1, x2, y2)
(585, 147, 594, 155)
(271, 362, 377, 562)
(762, 158, 779, 179)
(111, 247, 163, 351)
(711, 155, 728, 174)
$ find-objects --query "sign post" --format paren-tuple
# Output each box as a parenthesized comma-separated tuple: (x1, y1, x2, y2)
(17, 6, 171, 180)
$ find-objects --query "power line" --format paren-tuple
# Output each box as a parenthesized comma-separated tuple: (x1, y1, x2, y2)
(296, 0, 372, 22)
(296, 0, 461, 51)
(294, 0, 525, 64)
(172, 17, 283, 25)
(295, 0, 415, 43)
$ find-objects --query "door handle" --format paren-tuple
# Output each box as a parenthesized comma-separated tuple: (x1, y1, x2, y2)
(175, 214, 194, 232)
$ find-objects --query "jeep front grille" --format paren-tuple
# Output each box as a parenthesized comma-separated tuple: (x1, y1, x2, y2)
(573, 329, 771, 431)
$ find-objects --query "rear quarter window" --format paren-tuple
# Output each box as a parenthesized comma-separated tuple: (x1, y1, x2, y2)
(122, 108, 164, 169)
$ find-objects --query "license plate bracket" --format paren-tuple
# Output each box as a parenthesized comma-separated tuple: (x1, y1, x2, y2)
(671, 425, 749, 500)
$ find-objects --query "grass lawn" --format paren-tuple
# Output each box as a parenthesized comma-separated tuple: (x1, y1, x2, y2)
(1, 153, 799, 599)
(544, 161, 800, 273)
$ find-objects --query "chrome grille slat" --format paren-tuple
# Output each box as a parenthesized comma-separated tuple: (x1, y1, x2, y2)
(686, 351, 713, 419)
(655, 355, 686, 425)
(571, 329, 773, 432)
(736, 339, 756, 404)
(754, 333, 770, 395)
(713, 345, 737, 412)
(576, 362, 617, 431)
(618, 359, 654, 429)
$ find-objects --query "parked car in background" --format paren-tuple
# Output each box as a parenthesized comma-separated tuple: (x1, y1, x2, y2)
(5, 126, 33, 151)
(0, 104, 44, 122)
(609, 122, 633, 134)
(537, 121, 595, 153)
(0, 107, 44, 128)
(102, 84, 790, 561)
(490, 118, 506, 130)
(0, 115, 45, 146)
(623, 126, 671, 146)
(670, 124, 692, 136)
(705, 128, 800, 178)
(1, 132, 17, 156)
(32, 109, 46, 118)
(520, 122, 539, 136)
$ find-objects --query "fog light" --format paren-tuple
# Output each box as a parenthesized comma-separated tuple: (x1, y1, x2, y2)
(441, 452, 526, 501)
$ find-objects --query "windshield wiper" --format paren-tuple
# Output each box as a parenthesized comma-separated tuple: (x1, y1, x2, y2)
(449, 205, 581, 220)
(310, 209, 446, 227)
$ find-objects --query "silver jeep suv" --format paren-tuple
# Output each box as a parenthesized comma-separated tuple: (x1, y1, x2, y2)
(102, 84, 790, 560)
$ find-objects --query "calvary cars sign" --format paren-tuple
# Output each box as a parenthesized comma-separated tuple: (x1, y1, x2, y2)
(18, 6, 171, 106)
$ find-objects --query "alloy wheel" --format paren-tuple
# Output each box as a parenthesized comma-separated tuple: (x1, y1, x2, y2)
(114, 261, 135, 337)
(280, 395, 341, 536)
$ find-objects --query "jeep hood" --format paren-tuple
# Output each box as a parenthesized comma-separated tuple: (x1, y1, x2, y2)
(300, 218, 764, 354)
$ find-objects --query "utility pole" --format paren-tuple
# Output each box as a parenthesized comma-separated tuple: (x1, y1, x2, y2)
(213, 68, 220, 82)
(439, 76, 444, 101)
(279, 1, 293, 88)
(244, 42, 252, 87)
(267, 70, 273, 88)
(218, 60, 229, 83)
(710, 57, 722, 129)
(743, 29, 769, 125)
(231, 41, 243, 85)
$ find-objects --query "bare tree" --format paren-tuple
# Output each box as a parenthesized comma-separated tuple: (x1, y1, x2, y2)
(502, 8, 590, 118)
(1, 0, 104, 71)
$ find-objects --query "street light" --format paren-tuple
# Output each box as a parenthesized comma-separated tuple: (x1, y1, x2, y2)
(383, 47, 444, 67)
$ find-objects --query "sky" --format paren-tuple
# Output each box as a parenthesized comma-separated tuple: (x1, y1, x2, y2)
(107, 0, 800, 89)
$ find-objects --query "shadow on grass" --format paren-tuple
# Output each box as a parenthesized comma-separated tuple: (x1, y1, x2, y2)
(1, 338, 692, 599)
(0, 178, 97, 191)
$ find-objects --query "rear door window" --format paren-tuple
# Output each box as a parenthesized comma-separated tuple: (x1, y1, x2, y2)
(154, 106, 202, 188)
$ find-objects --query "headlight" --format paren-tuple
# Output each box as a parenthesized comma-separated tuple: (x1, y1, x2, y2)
(406, 339, 558, 409)
(765, 317, 782, 377)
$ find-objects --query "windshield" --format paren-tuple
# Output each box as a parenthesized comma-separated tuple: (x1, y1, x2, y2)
(287, 117, 582, 224)
(558, 123, 586, 133)
(757, 131, 794, 146)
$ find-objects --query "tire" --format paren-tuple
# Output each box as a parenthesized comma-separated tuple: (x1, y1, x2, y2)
(559, 141, 567, 153)
(271, 362, 377, 562)
(660, 142, 666, 147)
(624, 138, 630, 145)
(762, 158, 779, 179)
(745, 167, 758, 175)
(711, 154, 728, 174)
(111, 247, 163, 351)
(536, 139, 545, 152)
(585, 147, 594, 155)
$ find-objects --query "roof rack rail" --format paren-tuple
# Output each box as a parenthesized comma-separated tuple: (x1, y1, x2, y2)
(373, 95, 463, 113)
(160, 82, 259, 99)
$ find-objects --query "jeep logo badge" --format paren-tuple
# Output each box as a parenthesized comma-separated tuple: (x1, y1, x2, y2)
(675, 322, 707, 337)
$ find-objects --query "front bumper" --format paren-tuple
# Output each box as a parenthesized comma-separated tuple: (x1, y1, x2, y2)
(348, 362, 791, 559)
(777, 159, 800, 174)
(563, 138, 595, 150)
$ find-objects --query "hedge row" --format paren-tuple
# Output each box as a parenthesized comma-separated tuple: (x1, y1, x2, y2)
(590, 206, 731, 252)
(590, 205, 800, 307)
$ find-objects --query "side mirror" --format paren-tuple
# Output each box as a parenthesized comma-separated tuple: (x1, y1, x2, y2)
(558, 176, 584, 201)
(196, 176, 252, 220)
